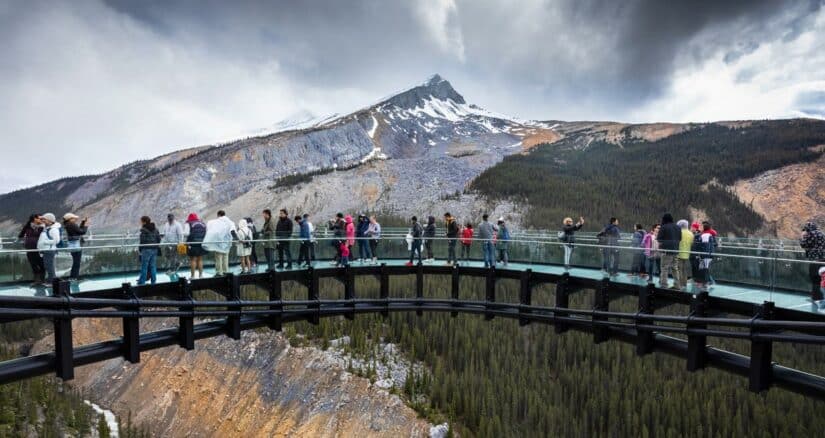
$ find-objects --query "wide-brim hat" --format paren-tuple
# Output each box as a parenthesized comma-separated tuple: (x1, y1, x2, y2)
(63, 213, 79, 221)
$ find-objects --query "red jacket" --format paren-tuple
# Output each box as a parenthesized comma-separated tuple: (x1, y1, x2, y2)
(461, 228, 473, 246)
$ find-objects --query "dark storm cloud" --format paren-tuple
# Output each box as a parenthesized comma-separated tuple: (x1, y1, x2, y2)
(0, 0, 823, 193)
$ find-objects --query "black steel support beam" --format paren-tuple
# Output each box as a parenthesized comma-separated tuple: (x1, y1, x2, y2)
(485, 267, 496, 321)
(268, 270, 282, 331)
(380, 264, 389, 319)
(225, 274, 241, 340)
(593, 278, 610, 343)
(519, 269, 532, 326)
(307, 267, 320, 325)
(636, 283, 655, 356)
(53, 280, 73, 380)
(750, 301, 775, 393)
(451, 265, 460, 318)
(345, 265, 355, 320)
(416, 263, 424, 317)
(555, 274, 570, 334)
(121, 283, 140, 363)
(177, 278, 194, 350)
(687, 291, 709, 372)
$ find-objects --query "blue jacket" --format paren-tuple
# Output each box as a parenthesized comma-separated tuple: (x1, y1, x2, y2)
(498, 225, 510, 241)
(356, 219, 369, 238)
(299, 220, 311, 240)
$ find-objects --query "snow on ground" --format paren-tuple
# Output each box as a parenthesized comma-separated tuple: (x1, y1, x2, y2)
(367, 115, 379, 139)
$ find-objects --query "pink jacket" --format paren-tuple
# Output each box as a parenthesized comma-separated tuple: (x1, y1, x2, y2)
(345, 215, 355, 246)
(643, 233, 659, 258)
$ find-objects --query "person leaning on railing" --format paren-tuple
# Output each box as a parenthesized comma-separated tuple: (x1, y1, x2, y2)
(800, 222, 825, 301)
(137, 216, 161, 285)
(36, 213, 62, 285)
(444, 213, 458, 266)
(18, 213, 45, 285)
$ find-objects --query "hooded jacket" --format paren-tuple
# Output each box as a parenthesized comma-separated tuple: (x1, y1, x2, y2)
(801, 222, 825, 260)
(461, 227, 473, 245)
(424, 216, 436, 238)
(161, 220, 185, 244)
(356, 217, 370, 238)
(37, 222, 62, 251)
(139, 222, 161, 253)
(344, 215, 355, 246)
(657, 214, 682, 252)
(19, 223, 43, 249)
(445, 217, 459, 238)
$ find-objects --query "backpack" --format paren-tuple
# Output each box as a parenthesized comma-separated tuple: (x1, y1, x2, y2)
(557, 230, 566, 241)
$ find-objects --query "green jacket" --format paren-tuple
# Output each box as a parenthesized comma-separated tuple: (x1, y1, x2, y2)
(678, 229, 693, 259)
(262, 218, 277, 249)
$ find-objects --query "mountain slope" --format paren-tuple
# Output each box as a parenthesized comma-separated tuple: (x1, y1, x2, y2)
(0, 75, 556, 232)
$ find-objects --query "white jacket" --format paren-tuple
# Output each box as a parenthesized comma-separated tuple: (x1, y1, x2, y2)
(161, 220, 185, 243)
(202, 216, 236, 254)
(37, 223, 62, 251)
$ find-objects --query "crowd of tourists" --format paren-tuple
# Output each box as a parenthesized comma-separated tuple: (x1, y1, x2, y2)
(13, 210, 825, 308)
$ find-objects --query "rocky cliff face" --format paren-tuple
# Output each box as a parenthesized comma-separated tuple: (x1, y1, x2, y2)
(0, 75, 559, 232)
(33, 318, 436, 437)
(732, 149, 825, 239)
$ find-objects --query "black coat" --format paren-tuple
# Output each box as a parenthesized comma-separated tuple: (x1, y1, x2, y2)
(275, 217, 294, 240)
(657, 223, 682, 251)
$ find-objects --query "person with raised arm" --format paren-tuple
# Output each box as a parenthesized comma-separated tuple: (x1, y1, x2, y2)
(560, 216, 584, 271)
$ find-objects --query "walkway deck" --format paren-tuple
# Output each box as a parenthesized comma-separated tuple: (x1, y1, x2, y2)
(1, 259, 820, 314)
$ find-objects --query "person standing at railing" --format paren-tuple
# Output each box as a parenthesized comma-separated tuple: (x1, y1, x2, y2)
(185, 213, 207, 278)
(344, 215, 355, 257)
(262, 210, 276, 271)
(478, 214, 498, 269)
(244, 217, 259, 269)
(405, 216, 424, 266)
(642, 224, 660, 284)
(560, 216, 584, 271)
(800, 222, 825, 302)
(657, 214, 681, 289)
(356, 214, 372, 263)
(629, 223, 646, 278)
(36, 213, 61, 285)
(598, 218, 621, 277)
(303, 213, 317, 263)
(424, 216, 437, 263)
(460, 223, 473, 261)
(327, 213, 345, 266)
(296, 215, 312, 268)
(62, 213, 88, 281)
(817, 266, 825, 310)
(691, 222, 717, 292)
(203, 211, 235, 276)
(137, 216, 161, 285)
(367, 216, 381, 265)
(236, 219, 254, 274)
(677, 220, 693, 290)
(497, 218, 511, 266)
(161, 214, 185, 275)
(444, 213, 459, 266)
(18, 214, 45, 285)
(275, 209, 294, 270)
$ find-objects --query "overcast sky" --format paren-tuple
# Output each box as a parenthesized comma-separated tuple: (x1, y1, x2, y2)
(1, 0, 824, 193)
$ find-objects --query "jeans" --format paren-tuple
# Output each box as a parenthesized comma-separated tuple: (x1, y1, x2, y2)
(447, 239, 457, 263)
(482, 241, 495, 267)
(298, 241, 311, 266)
(138, 249, 157, 285)
(563, 244, 574, 267)
(265, 248, 275, 270)
(42, 251, 57, 282)
(659, 253, 679, 288)
(602, 248, 619, 274)
(340, 255, 349, 267)
(498, 241, 509, 264)
(646, 257, 660, 281)
(26, 251, 45, 282)
(309, 242, 316, 261)
(424, 239, 434, 259)
(369, 239, 379, 259)
(214, 252, 229, 275)
(277, 242, 292, 267)
(358, 240, 372, 260)
(409, 240, 422, 264)
(631, 252, 646, 275)
(461, 245, 471, 261)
